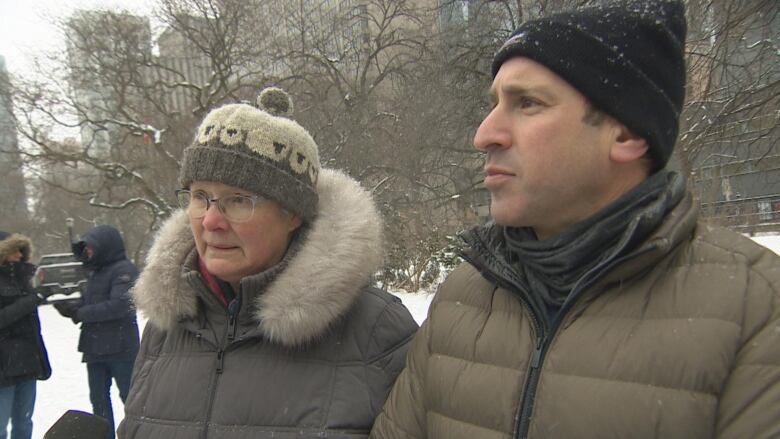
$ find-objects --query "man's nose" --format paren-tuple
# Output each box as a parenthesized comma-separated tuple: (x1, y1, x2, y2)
(473, 107, 511, 153)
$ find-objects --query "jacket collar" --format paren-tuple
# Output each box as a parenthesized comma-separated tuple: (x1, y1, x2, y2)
(132, 169, 384, 347)
(598, 190, 698, 285)
(461, 190, 699, 301)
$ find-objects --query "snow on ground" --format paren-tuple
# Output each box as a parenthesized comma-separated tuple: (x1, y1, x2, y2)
(389, 288, 435, 325)
(750, 234, 780, 255)
(32, 305, 128, 437)
(29, 290, 434, 438)
(22, 235, 779, 437)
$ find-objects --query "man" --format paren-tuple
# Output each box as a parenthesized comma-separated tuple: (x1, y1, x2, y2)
(54, 225, 139, 439)
(0, 231, 51, 439)
(371, 1, 780, 438)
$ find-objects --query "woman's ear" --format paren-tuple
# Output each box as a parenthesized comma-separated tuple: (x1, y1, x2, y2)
(609, 123, 649, 164)
(288, 214, 303, 233)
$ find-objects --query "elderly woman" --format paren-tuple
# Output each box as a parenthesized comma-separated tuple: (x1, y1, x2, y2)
(117, 88, 417, 439)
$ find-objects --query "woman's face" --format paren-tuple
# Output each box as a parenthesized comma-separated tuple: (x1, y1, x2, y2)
(189, 181, 302, 284)
(4, 247, 23, 264)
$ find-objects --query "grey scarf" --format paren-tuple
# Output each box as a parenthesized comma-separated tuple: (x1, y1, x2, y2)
(504, 170, 686, 310)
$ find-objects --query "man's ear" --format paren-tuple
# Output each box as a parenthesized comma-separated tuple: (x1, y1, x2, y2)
(609, 123, 648, 164)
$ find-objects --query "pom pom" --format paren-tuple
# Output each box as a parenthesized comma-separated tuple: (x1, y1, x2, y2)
(257, 87, 293, 117)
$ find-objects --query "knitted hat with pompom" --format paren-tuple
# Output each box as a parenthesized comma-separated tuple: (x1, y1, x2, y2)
(179, 87, 321, 221)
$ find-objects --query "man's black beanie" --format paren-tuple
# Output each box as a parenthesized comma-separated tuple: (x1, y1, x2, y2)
(491, 0, 687, 171)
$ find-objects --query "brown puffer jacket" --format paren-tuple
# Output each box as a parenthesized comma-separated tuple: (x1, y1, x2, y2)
(118, 170, 418, 439)
(371, 194, 780, 439)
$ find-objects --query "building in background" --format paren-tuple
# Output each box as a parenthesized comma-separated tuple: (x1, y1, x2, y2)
(153, 16, 213, 115)
(685, 0, 780, 233)
(66, 10, 153, 159)
(0, 54, 30, 229)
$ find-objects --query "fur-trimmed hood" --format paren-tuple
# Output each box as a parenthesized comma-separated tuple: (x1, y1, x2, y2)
(0, 233, 33, 264)
(132, 169, 384, 347)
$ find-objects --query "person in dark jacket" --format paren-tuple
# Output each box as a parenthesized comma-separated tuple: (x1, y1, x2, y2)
(0, 231, 51, 439)
(53, 225, 139, 439)
(117, 87, 418, 439)
(372, 1, 780, 438)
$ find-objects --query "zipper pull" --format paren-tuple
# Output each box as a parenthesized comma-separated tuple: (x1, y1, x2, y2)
(216, 350, 224, 374)
(228, 297, 240, 317)
(531, 337, 544, 369)
(227, 297, 240, 342)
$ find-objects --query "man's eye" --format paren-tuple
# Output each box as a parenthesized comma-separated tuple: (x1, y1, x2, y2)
(517, 97, 541, 109)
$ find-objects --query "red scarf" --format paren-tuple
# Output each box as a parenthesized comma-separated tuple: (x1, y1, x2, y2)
(197, 257, 228, 307)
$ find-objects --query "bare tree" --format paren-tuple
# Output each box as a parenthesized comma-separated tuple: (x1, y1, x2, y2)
(9, 2, 279, 258)
(680, 0, 779, 233)
(6, 0, 777, 281)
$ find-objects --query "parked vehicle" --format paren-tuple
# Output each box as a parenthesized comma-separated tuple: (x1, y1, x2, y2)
(33, 253, 87, 299)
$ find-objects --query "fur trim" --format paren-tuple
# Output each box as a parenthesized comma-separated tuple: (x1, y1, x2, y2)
(131, 210, 199, 331)
(132, 169, 384, 347)
(0, 234, 33, 263)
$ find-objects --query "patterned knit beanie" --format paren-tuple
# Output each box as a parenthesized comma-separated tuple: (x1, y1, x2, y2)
(492, 0, 687, 171)
(179, 87, 320, 222)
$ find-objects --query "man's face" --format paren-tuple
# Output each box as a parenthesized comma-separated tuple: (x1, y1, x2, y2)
(72, 241, 91, 263)
(473, 57, 622, 239)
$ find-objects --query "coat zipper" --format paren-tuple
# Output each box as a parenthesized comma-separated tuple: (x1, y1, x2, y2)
(460, 250, 548, 439)
(512, 276, 602, 439)
(196, 280, 242, 439)
(217, 298, 240, 373)
(512, 244, 658, 439)
(514, 335, 544, 438)
(513, 276, 604, 438)
(461, 225, 664, 438)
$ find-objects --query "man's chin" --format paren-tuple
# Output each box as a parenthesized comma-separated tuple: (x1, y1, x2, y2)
(489, 204, 526, 227)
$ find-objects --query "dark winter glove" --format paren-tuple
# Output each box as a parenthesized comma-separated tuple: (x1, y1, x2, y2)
(23, 284, 49, 304)
(54, 299, 82, 323)
(71, 241, 89, 264)
(33, 286, 56, 299)
(33, 290, 48, 304)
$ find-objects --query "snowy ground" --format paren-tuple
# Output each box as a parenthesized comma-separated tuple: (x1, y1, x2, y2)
(751, 234, 780, 254)
(21, 235, 779, 437)
(29, 290, 434, 437)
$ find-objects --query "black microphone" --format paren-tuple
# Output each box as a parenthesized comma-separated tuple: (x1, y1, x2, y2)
(43, 410, 111, 439)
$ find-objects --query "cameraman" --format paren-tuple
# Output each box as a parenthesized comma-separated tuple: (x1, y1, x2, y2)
(53, 225, 138, 439)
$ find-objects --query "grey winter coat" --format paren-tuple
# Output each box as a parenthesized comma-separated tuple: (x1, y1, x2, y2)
(118, 169, 418, 439)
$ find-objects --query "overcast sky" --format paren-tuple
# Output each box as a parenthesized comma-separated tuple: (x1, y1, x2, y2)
(0, 0, 156, 76)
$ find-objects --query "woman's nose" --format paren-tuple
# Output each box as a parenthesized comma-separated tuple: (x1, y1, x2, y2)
(201, 201, 229, 230)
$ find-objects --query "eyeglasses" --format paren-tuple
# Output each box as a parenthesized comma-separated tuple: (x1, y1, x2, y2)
(175, 189, 267, 223)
